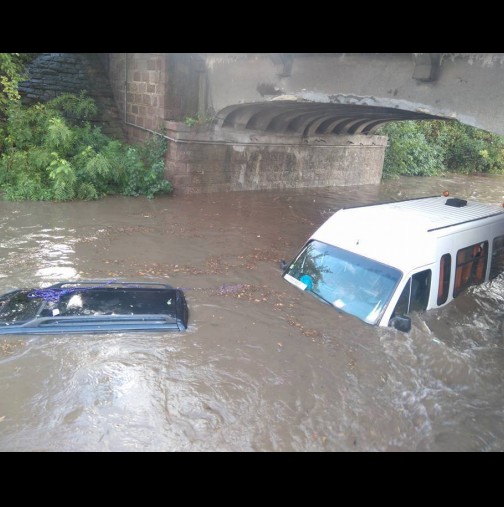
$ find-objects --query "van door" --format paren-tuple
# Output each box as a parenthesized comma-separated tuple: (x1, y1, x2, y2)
(391, 269, 432, 319)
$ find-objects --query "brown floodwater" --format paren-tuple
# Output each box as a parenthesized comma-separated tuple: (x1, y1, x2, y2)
(1, 174, 504, 451)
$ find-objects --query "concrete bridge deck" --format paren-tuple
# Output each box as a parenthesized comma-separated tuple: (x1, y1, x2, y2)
(204, 53, 504, 136)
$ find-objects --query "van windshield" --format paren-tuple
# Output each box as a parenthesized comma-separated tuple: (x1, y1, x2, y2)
(283, 240, 402, 325)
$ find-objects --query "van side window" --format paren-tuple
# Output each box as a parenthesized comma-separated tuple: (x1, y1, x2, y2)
(453, 241, 488, 297)
(392, 270, 431, 318)
(437, 254, 451, 305)
(490, 235, 504, 280)
(410, 270, 431, 312)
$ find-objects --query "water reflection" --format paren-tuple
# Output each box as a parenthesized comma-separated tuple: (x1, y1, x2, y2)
(1, 174, 504, 451)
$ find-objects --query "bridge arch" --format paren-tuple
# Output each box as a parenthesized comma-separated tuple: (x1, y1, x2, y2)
(205, 53, 504, 137)
(217, 100, 447, 136)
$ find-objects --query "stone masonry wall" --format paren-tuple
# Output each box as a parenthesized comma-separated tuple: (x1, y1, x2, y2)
(18, 53, 126, 141)
(164, 122, 387, 194)
(108, 53, 167, 143)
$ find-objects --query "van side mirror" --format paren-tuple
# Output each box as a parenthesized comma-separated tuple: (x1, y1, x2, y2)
(389, 315, 412, 333)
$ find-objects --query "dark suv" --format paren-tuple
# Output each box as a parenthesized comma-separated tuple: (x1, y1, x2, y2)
(0, 281, 188, 335)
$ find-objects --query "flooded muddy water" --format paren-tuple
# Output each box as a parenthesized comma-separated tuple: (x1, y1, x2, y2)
(1, 174, 504, 451)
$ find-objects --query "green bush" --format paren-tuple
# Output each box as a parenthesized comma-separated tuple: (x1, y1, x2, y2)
(0, 53, 36, 122)
(379, 120, 504, 178)
(0, 93, 172, 201)
(380, 121, 444, 178)
(0, 54, 24, 119)
(422, 120, 504, 174)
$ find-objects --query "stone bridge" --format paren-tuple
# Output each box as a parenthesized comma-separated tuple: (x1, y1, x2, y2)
(23, 53, 504, 193)
(154, 53, 503, 193)
(202, 53, 504, 137)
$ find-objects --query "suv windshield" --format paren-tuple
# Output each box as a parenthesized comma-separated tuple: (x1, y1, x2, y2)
(283, 240, 402, 325)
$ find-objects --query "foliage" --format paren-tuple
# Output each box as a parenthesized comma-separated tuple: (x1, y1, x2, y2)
(379, 121, 444, 178)
(183, 112, 213, 127)
(0, 53, 25, 119)
(49, 91, 98, 124)
(0, 53, 35, 119)
(121, 132, 172, 198)
(379, 120, 504, 178)
(0, 93, 172, 201)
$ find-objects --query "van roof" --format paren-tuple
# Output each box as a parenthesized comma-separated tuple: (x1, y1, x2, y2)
(311, 196, 504, 272)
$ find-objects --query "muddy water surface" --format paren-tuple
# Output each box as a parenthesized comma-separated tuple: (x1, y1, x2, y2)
(1, 174, 504, 451)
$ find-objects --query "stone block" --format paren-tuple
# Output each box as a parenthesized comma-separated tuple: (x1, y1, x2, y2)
(171, 174, 191, 187)
(164, 160, 178, 174)
(136, 57, 147, 71)
(168, 148, 188, 163)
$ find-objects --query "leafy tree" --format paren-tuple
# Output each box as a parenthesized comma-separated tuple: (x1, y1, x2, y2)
(0, 53, 35, 120)
(0, 93, 172, 201)
(379, 120, 504, 178)
(379, 121, 445, 178)
(0, 53, 23, 120)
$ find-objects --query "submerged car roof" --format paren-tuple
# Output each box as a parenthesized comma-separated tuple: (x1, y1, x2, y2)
(312, 196, 504, 271)
(0, 281, 188, 335)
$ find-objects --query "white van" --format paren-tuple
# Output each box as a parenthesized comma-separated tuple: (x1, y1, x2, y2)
(282, 195, 504, 332)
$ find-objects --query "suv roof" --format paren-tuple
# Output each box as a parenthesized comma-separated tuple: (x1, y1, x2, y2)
(0, 281, 188, 335)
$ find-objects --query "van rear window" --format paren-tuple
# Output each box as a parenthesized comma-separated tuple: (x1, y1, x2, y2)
(490, 235, 504, 280)
(454, 241, 488, 297)
(437, 254, 451, 305)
